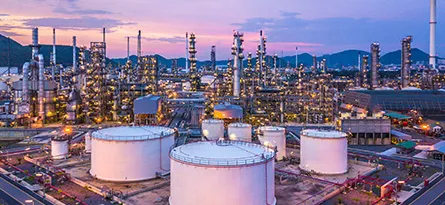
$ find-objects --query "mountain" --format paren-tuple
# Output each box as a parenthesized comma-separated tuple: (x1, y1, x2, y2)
(0, 34, 441, 69)
(0, 34, 115, 68)
(380, 48, 429, 65)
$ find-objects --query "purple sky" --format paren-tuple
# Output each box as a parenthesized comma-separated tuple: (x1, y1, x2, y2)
(0, 0, 444, 59)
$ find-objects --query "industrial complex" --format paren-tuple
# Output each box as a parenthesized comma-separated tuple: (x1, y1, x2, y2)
(0, 0, 444, 205)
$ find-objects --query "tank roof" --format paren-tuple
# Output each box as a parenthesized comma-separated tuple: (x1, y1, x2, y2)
(92, 126, 175, 141)
(170, 141, 274, 166)
(202, 119, 224, 124)
(229, 123, 252, 128)
(259, 126, 285, 132)
(301, 129, 347, 139)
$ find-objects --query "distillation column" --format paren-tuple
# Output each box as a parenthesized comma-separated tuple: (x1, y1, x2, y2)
(188, 33, 198, 91)
(211, 46, 216, 71)
(370, 43, 381, 90)
(232, 31, 244, 97)
(401, 36, 412, 88)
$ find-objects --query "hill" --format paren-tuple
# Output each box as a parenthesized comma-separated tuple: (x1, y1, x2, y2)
(0, 34, 115, 68)
(0, 34, 441, 69)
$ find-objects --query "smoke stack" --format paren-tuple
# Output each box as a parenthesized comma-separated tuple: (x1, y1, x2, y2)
(52, 28, 56, 80)
(73, 36, 77, 73)
(211, 46, 216, 71)
(103, 27, 106, 60)
(295, 47, 299, 68)
(137, 30, 142, 62)
(185, 32, 189, 71)
(127, 36, 130, 62)
(31, 28, 39, 58)
(429, 0, 436, 69)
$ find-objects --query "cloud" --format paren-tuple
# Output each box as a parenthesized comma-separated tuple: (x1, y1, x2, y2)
(53, 7, 113, 15)
(53, 0, 113, 15)
(233, 11, 443, 54)
(0, 14, 9, 17)
(133, 36, 184, 44)
(279, 11, 301, 18)
(22, 16, 135, 30)
(0, 30, 24, 37)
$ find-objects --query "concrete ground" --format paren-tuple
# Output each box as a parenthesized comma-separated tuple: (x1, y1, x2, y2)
(64, 162, 171, 205)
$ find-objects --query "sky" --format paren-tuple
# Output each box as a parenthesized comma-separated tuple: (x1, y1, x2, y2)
(0, 0, 444, 60)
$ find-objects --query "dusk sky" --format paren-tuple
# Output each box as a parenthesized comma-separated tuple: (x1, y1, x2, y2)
(0, 0, 444, 59)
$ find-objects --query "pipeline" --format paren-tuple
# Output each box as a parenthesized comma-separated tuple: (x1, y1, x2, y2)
(38, 54, 45, 123)
(22, 62, 30, 103)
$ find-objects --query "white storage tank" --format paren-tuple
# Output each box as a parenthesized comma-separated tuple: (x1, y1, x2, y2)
(299, 129, 348, 175)
(228, 123, 252, 142)
(258, 126, 286, 160)
(169, 140, 276, 205)
(84, 131, 92, 153)
(90, 126, 175, 182)
(201, 119, 224, 140)
(51, 138, 69, 160)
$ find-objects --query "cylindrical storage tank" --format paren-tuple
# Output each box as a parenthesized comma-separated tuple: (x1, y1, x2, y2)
(228, 123, 252, 142)
(84, 132, 92, 153)
(90, 126, 175, 182)
(169, 141, 276, 205)
(299, 129, 348, 175)
(51, 139, 69, 160)
(201, 119, 224, 140)
(258, 126, 286, 160)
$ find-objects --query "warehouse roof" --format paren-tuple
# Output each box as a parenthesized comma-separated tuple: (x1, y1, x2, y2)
(384, 112, 412, 120)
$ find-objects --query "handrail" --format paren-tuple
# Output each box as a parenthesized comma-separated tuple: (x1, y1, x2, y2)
(92, 126, 175, 141)
(170, 141, 275, 166)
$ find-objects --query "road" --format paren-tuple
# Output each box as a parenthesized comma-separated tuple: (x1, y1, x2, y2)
(0, 175, 46, 205)
(408, 176, 445, 205)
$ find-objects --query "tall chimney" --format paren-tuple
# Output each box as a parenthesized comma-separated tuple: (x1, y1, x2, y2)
(259, 30, 265, 85)
(185, 32, 189, 71)
(295, 47, 298, 68)
(211, 46, 216, 71)
(73, 36, 77, 73)
(52, 28, 56, 80)
(137, 30, 142, 62)
(429, 0, 436, 69)
(103, 27, 106, 61)
(127, 36, 130, 62)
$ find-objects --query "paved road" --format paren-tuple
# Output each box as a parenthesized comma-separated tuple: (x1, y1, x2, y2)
(430, 191, 445, 205)
(408, 177, 445, 205)
(0, 175, 46, 205)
